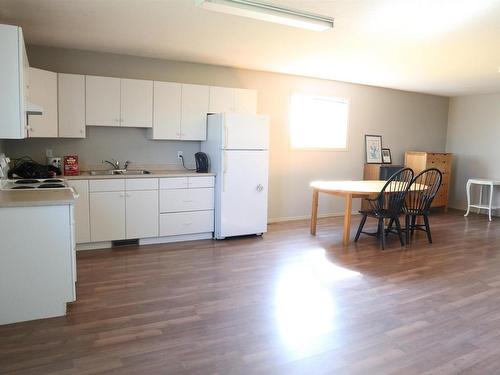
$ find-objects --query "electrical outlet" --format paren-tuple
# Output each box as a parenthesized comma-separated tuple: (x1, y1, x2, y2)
(45, 149, 53, 158)
(177, 151, 183, 160)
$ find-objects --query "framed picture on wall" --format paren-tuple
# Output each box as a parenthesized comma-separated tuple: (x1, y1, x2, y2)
(365, 135, 383, 164)
(382, 148, 392, 164)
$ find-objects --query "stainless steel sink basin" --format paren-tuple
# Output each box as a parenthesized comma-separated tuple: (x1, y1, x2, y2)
(89, 169, 151, 176)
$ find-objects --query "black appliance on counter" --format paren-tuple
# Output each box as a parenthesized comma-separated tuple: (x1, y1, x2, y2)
(195, 152, 209, 173)
(379, 165, 404, 180)
(7, 157, 61, 179)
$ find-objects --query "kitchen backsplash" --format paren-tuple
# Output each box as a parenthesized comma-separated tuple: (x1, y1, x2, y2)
(2, 126, 200, 170)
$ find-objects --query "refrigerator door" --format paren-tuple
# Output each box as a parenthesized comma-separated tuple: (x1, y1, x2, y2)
(223, 113, 269, 150)
(218, 150, 268, 238)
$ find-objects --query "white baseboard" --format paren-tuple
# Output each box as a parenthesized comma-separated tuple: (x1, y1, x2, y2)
(268, 211, 359, 224)
(139, 232, 213, 245)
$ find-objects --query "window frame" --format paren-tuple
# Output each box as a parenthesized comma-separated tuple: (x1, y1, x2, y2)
(288, 91, 350, 152)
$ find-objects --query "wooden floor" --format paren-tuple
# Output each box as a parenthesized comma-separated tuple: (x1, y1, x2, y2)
(2, 210, 500, 374)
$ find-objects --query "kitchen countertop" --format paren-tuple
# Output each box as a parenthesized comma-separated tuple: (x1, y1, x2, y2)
(65, 170, 216, 180)
(0, 189, 76, 208)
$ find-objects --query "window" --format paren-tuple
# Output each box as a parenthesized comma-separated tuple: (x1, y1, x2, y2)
(289, 92, 349, 150)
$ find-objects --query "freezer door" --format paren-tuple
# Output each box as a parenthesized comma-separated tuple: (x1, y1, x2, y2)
(219, 150, 268, 237)
(223, 113, 269, 150)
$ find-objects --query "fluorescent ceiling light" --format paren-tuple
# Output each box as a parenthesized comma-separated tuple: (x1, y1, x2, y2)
(196, 0, 334, 31)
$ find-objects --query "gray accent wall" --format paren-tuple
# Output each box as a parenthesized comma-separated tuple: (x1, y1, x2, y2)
(3, 46, 450, 221)
(446, 93, 500, 215)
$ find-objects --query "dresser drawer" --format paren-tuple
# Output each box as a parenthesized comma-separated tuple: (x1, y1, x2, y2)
(159, 210, 214, 236)
(126, 178, 158, 191)
(159, 177, 188, 189)
(160, 188, 214, 213)
(89, 179, 125, 192)
(188, 176, 214, 188)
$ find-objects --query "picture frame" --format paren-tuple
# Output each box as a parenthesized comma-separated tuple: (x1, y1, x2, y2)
(382, 148, 392, 164)
(365, 135, 383, 164)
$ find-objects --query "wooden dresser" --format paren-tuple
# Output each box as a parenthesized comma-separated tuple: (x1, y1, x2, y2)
(404, 152, 452, 210)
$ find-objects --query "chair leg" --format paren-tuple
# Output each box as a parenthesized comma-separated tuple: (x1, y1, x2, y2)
(355, 214, 367, 242)
(386, 218, 394, 236)
(378, 218, 385, 250)
(411, 215, 416, 236)
(423, 215, 433, 243)
(394, 217, 404, 247)
(405, 215, 410, 246)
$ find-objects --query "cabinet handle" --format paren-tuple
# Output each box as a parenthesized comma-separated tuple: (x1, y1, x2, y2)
(183, 200, 193, 203)
(115, 118, 120, 122)
(224, 125, 228, 148)
(182, 222, 193, 226)
(119, 193, 125, 197)
(256, 184, 264, 192)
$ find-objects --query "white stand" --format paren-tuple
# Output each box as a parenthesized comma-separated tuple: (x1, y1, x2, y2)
(464, 178, 500, 221)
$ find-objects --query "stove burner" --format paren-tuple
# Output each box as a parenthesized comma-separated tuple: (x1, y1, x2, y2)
(37, 183, 66, 189)
(12, 186, 36, 190)
(15, 179, 40, 184)
(43, 179, 64, 183)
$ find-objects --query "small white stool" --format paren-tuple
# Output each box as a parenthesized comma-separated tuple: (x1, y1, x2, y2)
(464, 178, 500, 221)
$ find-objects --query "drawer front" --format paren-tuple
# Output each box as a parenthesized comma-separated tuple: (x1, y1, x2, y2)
(89, 179, 125, 192)
(160, 188, 214, 213)
(159, 210, 214, 236)
(159, 177, 188, 189)
(188, 176, 215, 188)
(126, 178, 158, 191)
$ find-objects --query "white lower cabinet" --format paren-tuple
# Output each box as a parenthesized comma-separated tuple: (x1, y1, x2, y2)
(126, 190, 158, 239)
(76, 176, 214, 246)
(160, 211, 214, 236)
(90, 191, 126, 242)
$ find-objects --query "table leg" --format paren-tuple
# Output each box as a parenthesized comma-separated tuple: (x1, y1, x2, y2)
(464, 180, 471, 217)
(488, 183, 493, 221)
(310, 189, 319, 235)
(478, 185, 484, 214)
(343, 193, 352, 246)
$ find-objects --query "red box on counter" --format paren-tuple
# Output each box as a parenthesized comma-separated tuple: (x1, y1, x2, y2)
(63, 155, 79, 176)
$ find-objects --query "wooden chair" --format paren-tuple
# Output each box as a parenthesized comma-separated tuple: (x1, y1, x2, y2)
(355, 168, 414, 249)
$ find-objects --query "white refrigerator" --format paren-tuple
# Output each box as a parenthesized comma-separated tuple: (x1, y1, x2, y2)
(201, 112, 269, 239)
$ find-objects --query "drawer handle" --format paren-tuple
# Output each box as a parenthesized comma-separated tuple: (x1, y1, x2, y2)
(183, 200, 193, 203)
(256, 184, 264, 192)
(183, 222, 193, 226)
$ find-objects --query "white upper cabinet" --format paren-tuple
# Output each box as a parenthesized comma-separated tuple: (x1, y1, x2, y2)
(85, 75, 121, 126)
(0, 24, 28, 139)
(150, 81, 181, 140)
(120, 78, 153, 128)
(181, 84, 209, 140)
(58, 73, 86, 138)
(27, 67, 58, 138)
(234, 88, 258, 114)
(208, 86, 258, 115)
(209, 86, 234, 113)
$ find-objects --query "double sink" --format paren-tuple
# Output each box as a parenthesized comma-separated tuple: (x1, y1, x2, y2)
(89, 169, 151, 176)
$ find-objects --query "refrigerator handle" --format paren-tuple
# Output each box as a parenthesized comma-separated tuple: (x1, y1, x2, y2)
(223, 152, 228, 192)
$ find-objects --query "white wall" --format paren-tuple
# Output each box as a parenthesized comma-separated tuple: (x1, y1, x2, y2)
(3, 46, 449, 221)
(446, 93, 500, 214)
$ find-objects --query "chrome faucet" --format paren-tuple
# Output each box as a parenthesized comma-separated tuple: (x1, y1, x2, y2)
(102, 159, 120, 170)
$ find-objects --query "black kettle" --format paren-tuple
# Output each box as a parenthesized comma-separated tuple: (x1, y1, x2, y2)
(195, 152, 209, 173)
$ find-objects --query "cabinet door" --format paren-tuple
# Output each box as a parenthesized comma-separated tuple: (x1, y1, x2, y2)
(234, 88, 258, 114)
(27, 67, 58, 137)
(68, 180, 90, 243)
(151, 81, 181, 139)
(120, 78, 153, 128)
(89, 192, 125, 242)
(209, 86, 234, 113)
(126, 190, 158, 239)
(181, 84, 209, 140)
(58, 73, 86, 138)
(85, 75, 121, 126)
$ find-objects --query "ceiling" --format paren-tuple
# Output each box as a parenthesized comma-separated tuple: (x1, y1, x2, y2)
(0, 0, 499, 97)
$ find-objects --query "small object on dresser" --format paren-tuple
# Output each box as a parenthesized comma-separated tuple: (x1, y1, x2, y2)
(63, 155, 79, 176)
(382, 148, 392, 164)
